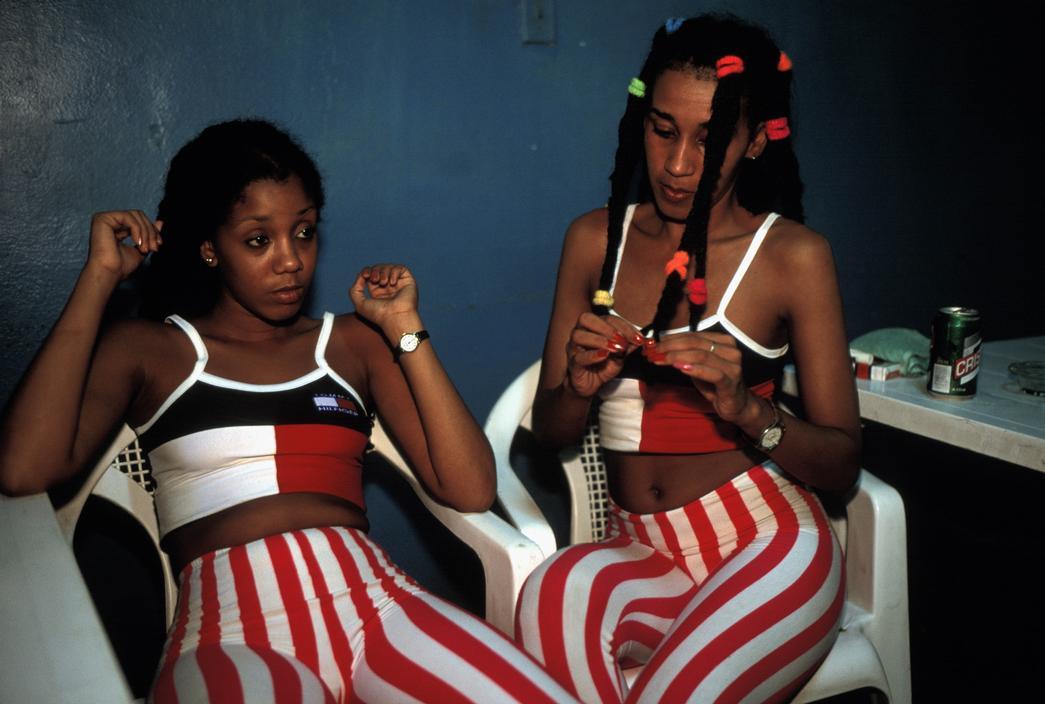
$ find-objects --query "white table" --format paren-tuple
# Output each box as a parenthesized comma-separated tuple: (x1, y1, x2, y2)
(0, 493, 134, 703)
(854, 337, 1045, 472)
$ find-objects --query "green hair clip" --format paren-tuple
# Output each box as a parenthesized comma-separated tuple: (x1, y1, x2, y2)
(627, 77, 646, 99)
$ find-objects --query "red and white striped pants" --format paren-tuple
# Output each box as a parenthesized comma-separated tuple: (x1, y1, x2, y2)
(514, 462, 844, 703)
(150, 526, 577, 703)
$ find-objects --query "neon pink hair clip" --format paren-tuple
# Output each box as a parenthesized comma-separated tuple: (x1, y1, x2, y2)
(765, 117, 791, 141)
(687, 278, 708, 305)
(715, 55, 745, 78)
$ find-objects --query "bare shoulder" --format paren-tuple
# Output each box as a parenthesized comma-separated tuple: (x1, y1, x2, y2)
(328, 312, 386, 348)
(325, 313, 388, 379)
(763, 216, 838, 278)
(563, 207, 609, 251)
(99, 317, 180, 361)
(558, 206, 611, 282)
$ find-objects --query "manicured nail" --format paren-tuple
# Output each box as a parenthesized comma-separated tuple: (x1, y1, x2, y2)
(595, 349, 610, 359)
(644, 338, 656, 347)
(611, 331, 628, 346)
(647, 351, 667, 363)
(674, 362, 694, 372)
(632, 333, 646, 345)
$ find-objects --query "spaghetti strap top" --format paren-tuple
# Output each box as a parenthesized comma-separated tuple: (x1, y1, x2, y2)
(598, 205, 787, 454)
(135, 313, 373, 537)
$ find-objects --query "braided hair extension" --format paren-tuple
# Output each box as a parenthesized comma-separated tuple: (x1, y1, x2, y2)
(138, 119, 325, 321)
(593, 14, 804, 336)
(593, 26, 674, 316)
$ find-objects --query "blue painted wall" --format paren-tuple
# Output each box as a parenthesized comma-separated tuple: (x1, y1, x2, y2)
(2, 0, 1040, 618)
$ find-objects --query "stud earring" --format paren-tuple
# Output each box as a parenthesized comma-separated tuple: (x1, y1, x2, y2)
(203, 257, 215, 264)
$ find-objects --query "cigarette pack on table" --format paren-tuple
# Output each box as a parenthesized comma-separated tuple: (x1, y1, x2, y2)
(851, 347, 903, 380)
(869, 361, 902, 381)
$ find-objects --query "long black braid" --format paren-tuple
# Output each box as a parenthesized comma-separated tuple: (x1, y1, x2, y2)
(592, 14, 804, 338)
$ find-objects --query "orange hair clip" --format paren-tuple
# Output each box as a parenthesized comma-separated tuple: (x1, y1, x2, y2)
(664, 251, 690, 278)
(765, 117, 791, 141)
(716, 55, 745, 78)
(777, 51, 793, 72)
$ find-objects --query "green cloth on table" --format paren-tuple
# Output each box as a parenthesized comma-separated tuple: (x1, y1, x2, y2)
(850, 328, 930, 376)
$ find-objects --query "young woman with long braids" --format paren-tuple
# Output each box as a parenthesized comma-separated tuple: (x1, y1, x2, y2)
(0, 120, 578, 704)
(515, 15, 860, 703)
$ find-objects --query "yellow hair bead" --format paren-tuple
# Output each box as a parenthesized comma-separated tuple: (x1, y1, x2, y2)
(592, 289, 615, 307)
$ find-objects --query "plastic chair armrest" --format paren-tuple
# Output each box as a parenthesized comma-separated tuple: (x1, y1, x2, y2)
(371, 422, 545, 635)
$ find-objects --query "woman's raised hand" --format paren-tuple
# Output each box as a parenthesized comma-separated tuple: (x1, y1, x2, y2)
(87, 210, 162, 282)
(564, 313, 644, 397)
(349, 264, 419, 329)
(647, 331, 755, 423)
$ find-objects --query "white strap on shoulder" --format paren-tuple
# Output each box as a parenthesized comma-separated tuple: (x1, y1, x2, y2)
(716, 212, 781, 315)
(608, 204, 639, 296)
(165, 315, 209, 369)
(136, 316, 208, 435)
(314, 313, 369, 416)
(314, 312, 335, 366)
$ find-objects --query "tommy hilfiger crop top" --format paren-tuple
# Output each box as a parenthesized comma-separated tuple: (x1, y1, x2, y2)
(134, 313, 373, 538)
(598, 205, 788, 454)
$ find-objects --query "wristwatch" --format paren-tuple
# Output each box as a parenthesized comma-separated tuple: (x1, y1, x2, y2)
(394, 330, 430, 359)
(753, 399, 786, 452)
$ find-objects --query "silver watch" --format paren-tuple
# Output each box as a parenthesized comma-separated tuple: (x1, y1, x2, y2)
(395, 330, 430, 359)
(754, 400, 786, 452)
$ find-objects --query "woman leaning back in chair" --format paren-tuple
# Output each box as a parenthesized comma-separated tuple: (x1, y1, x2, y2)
(515, 14, 861, 704)
(0, 119, 579, 703)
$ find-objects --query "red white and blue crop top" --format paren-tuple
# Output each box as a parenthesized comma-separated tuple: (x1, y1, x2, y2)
(598, 205, 788, 454)
(134, 313, 373, 538)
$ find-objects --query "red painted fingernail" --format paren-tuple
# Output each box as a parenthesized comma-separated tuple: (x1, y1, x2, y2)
(648, 352, 667, 363)
(596, 349, 610, 359)
(644, 338, 656, 347)
(674, 362, 694, 371)
(632, 333, 646, 345)
(611, 331, 628, 346)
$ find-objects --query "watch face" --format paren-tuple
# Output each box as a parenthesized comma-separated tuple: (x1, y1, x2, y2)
(761, 426, 783, 450)
(400, 333, 419, 352)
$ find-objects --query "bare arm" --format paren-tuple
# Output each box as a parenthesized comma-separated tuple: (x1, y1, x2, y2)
(0, 211, 161, 495)
(348, 265, 495, 512)
(533, 210, 644, 448)
(655, 228, 860, 493)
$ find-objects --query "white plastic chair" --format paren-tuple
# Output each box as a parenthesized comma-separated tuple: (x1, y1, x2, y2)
(50, 418, 542, 645)
(54, 424, 178, 629)
(484, 360, 912, 703)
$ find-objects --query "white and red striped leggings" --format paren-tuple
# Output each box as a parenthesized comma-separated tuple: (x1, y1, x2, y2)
(150, 526, 577, 703)
(514, 462, 844, 703)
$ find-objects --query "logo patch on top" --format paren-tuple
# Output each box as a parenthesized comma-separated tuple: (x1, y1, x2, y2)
(312, 394, 360, 415)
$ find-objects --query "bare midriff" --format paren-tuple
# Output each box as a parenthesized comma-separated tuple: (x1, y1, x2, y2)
(605, 446, 766, 515)
(162, 493, 369, 576)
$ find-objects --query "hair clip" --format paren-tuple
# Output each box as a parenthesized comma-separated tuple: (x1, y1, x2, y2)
(593, 289, 615, 307)
(777, 51, 793, 72)
(627, 77, 646, 99)
(665, 17, 684, 34)
(664, 251, 689, 278)
(765, 117, 791, 141)
(686, 278, 708, 305)
(715, 55, 745, 78)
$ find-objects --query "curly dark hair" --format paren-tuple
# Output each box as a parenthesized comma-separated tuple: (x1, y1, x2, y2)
(594, 14, 803, 336)
(139, 119, 324, 320)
